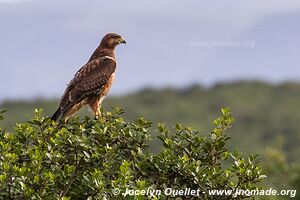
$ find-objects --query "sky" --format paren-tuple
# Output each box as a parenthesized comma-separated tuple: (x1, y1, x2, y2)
(0, 0, 300, 101)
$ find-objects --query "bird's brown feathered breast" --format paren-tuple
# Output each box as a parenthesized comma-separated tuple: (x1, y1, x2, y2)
(59, 56, 116, 115)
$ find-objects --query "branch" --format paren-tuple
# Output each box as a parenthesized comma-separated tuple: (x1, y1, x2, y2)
(60, 145, 83, 197)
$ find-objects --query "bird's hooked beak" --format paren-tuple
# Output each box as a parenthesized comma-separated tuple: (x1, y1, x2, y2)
(119, 37, 126, 45)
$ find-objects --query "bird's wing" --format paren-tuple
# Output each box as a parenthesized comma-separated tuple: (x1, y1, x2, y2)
(59, 56, 116, 112)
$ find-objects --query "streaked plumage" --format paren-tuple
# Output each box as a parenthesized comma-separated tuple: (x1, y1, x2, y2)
(51, 33, 126, 122)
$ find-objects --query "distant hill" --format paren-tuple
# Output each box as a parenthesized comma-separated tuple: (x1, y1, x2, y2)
(1, 81, 300, 162)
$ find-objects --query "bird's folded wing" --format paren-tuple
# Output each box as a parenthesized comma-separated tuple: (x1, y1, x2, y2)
(59, 56, 116, 109)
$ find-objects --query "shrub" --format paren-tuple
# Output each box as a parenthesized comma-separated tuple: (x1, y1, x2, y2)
(0, 107, 264, 199)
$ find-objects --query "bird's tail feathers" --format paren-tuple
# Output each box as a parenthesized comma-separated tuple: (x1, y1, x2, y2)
(51, 108, 63, 122)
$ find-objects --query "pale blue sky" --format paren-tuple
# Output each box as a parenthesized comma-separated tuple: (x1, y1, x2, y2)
(0, 0, 300, 100)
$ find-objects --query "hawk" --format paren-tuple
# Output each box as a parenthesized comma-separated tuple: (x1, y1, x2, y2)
(51, 33, 126, 122)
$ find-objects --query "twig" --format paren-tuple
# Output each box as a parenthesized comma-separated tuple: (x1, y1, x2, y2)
(60, 145, 82, 197)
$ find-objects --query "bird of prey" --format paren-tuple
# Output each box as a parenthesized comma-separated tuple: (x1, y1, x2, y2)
(51, 33, 126, 122)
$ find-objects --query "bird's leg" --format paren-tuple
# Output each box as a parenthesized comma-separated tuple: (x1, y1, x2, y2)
(94, 109, 101, 120)
(93, 101, 103, 120)
(95, 106, 108, 122)
(88, 97, 104, 120)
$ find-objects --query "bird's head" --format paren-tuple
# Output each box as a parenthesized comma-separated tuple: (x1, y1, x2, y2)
(100, 33, 126, 49)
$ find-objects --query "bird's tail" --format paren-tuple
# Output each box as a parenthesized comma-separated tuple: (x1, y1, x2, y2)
(51, 108, 63, 122)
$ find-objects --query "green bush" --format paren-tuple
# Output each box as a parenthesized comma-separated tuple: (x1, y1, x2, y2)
(0, 107, 264, 199)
